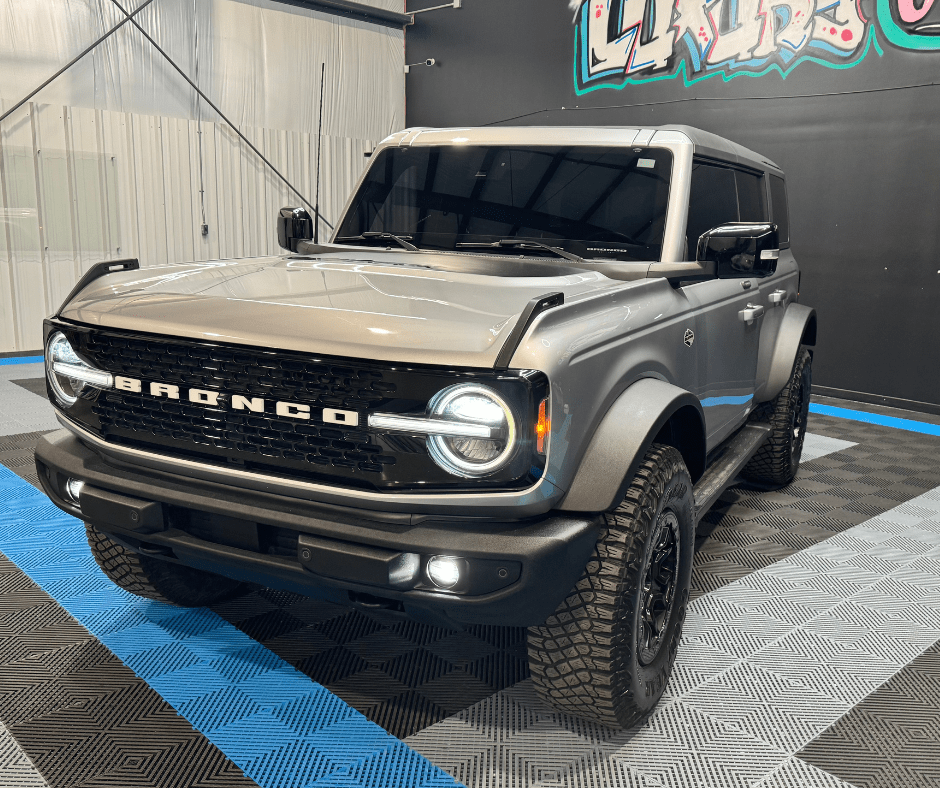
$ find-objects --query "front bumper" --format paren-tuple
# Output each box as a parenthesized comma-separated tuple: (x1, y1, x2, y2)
(35, 430, 601, 627)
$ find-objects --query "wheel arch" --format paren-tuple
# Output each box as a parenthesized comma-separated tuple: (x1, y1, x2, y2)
(557, 378, 706, 513)
(756, 303, 816, 404)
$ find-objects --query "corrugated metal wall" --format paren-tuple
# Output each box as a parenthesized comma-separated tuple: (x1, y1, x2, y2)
(0, 0, 405, 352)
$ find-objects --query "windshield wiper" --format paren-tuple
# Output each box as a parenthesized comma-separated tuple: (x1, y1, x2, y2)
(456, 239, 585, 264)
(336, 232, 418, 251)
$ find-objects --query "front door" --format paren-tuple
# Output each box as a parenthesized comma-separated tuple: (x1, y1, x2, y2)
(681, 276, 764, 449)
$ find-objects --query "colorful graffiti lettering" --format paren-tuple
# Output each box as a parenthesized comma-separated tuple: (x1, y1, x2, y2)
(572, 0, 940, 91)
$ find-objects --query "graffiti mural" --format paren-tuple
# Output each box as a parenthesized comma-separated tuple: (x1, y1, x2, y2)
(572, 0, 940, 91)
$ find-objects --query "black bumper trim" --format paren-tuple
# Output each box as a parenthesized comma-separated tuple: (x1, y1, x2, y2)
(35, 430, 601, 627)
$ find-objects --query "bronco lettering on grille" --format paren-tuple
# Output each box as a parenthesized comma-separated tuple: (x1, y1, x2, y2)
(113, 375, 359, 424)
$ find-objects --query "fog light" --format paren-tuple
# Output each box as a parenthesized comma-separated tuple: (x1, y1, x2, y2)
(427, 556, 462, 589)
(65, 478, 85, 504)
(388, 552, 421, 588)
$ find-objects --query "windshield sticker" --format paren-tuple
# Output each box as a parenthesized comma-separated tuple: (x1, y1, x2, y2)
(637, 158, 656, 168)
(571, 0, 940, 93)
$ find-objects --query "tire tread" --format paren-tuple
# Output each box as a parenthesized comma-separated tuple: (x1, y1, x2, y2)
(743, 348, 812, 485)
(526, 444, 691, 728)
(86, 523, 243, 607)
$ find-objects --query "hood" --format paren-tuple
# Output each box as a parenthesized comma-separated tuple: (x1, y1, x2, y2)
(60, 254, 626, 367)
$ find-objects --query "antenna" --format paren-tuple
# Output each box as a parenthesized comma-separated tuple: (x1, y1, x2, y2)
(314, 62, 325, 244)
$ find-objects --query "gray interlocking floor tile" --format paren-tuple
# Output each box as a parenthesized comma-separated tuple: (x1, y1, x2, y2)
(798, 639, 940, 788)
(0, 720, 49, 787)
(755, 756, 860, 788)
(0, 367, 58, 437)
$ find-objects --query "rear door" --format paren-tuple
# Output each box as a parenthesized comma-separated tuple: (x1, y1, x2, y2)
(679, 161, 768, 449)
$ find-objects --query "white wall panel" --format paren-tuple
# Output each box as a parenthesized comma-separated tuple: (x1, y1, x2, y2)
(0, 0, 404, 351)
(0, 102, 17, 352)
(35, 103, 79, 312)
(0, 104, 46, 350)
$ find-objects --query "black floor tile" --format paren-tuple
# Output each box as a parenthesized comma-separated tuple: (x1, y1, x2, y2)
(0, 554, 259, 788)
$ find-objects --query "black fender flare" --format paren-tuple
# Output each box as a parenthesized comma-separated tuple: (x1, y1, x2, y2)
(755, 303, 817, 403)
(557, 378, 706, 513)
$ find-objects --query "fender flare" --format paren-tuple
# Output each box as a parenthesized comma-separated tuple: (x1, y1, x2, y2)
(557, 378, 706, 513)
(756, 303, 817, 403)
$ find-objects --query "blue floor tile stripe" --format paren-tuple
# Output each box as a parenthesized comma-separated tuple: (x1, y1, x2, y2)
(0, 464, 461, 788)
(0, 355, 44, 366)
(809, 403, 940, 437)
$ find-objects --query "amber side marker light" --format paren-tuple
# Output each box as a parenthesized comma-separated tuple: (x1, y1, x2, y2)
(536, 398, 550, 454)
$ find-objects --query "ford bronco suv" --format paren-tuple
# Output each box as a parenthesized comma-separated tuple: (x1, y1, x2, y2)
(36, 125, 815, 729)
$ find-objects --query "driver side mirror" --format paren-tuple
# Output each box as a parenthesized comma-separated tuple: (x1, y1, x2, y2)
(697, 222, 779, 278)
(277, 207, 313, 252)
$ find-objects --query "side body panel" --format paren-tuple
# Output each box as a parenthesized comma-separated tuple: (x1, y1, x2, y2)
(679, 276, 762, 449)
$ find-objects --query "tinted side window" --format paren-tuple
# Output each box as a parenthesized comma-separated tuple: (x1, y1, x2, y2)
(687, 163, 738, 259)
(735, 170, 767, 222)
(769, 174, 790, 245)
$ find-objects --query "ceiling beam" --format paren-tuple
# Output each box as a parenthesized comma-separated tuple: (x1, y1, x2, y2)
(269, 0, 412, 28)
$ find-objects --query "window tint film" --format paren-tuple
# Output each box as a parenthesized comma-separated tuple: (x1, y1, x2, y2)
(686, 163, 738, 259)
(735, 170, 767, 222)
(769, 175, 790, 244)
(336, 145, 673, 262)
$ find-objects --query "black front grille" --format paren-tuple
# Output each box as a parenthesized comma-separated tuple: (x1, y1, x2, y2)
(94, 394, 392, 473)
(85, 333, 397, 475)
(57, 324, 546, 492)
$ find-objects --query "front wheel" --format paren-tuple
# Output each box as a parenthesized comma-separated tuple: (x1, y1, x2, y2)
(526, 444, 694, 728)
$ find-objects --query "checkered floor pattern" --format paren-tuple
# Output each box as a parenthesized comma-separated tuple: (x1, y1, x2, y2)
(1, 366, 939, 788)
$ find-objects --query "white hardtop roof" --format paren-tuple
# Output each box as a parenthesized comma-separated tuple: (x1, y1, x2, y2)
(382, 124, 782, 175)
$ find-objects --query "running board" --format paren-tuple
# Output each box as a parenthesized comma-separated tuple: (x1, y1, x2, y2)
(692, 424, 771, 522)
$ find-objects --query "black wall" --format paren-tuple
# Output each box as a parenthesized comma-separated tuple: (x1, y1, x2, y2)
(404, 0, 940, 411)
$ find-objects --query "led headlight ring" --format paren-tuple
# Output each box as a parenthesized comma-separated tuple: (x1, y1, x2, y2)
(45, 332, 112, 408)
(426, 384, 517, 478)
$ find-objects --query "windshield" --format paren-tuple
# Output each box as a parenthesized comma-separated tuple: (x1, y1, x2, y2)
(335, 145, 672, 262)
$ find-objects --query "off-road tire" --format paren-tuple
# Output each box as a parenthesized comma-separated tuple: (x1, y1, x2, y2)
(526, 444, 694, 728)
(743, 347, 812, 486)
(86, 522, 244, 606)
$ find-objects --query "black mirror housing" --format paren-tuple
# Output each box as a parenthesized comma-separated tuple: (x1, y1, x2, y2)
(277, 207, 313, 252)
(697, 222, 779, 278)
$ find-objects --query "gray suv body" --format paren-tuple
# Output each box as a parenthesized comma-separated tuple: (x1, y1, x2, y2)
(36, 125, 816, 727)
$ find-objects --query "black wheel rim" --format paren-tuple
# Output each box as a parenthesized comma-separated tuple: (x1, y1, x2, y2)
(789, 368, 810, 463)
(638, 509, 680, 666)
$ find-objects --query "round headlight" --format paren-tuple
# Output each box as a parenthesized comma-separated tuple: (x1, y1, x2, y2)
(45, 332, 112, 408)
(426, 384, 517, 478)
(46, 333, 83, 407)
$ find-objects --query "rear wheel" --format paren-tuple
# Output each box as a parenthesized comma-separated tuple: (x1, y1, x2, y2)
(86, 523, 244, 606)
(526, 444, 694, 728)
(743, 347, 812, 486)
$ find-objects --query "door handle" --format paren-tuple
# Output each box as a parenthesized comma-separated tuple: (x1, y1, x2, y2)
(738, 303, 765, 325)
(768, 289, 787, 305)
